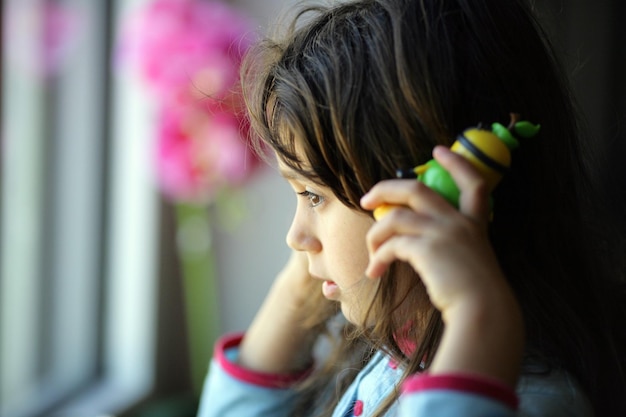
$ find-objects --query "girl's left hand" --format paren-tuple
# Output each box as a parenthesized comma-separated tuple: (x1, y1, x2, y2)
(360, 145, 504, 315)
(360, 146, 524, 385)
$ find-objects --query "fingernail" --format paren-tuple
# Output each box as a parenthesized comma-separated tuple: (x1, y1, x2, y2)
(365, 262, 380, 279)
(432, 145, 445, 155)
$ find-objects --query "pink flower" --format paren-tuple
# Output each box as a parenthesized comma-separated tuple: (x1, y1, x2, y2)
(118, 0, 254, 101)
(117, 0, 262, 203)
(155, 103, 260, 203)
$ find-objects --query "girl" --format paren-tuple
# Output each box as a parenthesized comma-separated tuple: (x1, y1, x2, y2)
(198, 0, 626, 415)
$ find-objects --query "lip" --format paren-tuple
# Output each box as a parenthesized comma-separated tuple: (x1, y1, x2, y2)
(309, 271, 340, 299)
(321, 280, 339, 300)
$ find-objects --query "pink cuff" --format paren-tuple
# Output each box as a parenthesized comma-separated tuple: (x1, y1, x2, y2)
(402, 373, 518, 409)
(215, 332, 313, 389)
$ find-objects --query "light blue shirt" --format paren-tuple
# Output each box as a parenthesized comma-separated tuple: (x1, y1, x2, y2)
(197, 341, 594, 417)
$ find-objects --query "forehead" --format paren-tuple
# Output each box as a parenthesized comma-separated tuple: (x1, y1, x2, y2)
(273, 133, 313, 176)
(275, 151, 311, 182)
(276, 155, 299, 179)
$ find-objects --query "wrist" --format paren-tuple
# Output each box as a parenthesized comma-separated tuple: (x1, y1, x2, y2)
(237, 268, 320, 374)
(217, 333, 314, 388)
(431, 288, 525, 386)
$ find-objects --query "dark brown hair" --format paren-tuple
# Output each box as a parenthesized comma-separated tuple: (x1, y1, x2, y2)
(242, 0, 626, 415)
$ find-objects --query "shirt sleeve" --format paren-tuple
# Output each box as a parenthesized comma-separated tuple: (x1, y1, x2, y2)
(196, 332, 312, 417)
(399, 373, 518, 417)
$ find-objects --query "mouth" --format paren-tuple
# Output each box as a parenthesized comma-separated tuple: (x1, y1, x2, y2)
(321, 280, 339, 299)
(309, 272, 340, 299)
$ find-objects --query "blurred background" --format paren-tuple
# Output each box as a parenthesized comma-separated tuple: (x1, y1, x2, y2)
(1, 1, 624, 417)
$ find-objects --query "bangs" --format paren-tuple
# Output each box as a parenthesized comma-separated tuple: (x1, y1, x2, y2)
(242, 1, 435, 210)
(264, 90, 326, 186)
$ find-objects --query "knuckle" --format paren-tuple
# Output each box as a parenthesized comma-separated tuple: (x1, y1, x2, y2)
(407, 181, 430, 207)
(470, 179, 489, 198)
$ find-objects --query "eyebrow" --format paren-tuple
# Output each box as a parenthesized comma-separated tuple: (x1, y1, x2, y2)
(278, 165, 324, 187)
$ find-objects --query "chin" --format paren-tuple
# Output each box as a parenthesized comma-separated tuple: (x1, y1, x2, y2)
(340, 304, 359, 325)
(340, 304, 372, 327)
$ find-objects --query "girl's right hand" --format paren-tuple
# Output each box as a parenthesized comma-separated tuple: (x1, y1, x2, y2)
(276, 250, 317, 307)
(238, 251, 332, 374)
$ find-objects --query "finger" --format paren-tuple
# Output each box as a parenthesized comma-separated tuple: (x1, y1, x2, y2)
(361, 178, 456, 218)
(365, 206, 430, 255)
(432, 146, 490, 225)
(360, 179, 414, 210)
(366, 234, 423, 279)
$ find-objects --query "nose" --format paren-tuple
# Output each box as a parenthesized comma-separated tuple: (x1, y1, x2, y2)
(285, 209, 322, 253)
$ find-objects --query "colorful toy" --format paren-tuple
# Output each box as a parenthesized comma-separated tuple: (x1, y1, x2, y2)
(373, 114, 540, 220)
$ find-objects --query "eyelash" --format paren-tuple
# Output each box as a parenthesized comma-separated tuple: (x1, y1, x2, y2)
(298, 190, 324, 208)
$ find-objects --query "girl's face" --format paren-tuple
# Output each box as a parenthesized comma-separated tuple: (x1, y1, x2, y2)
(278, 157, 379, 325)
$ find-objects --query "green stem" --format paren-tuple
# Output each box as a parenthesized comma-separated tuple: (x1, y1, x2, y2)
(175, 202, 220, 396)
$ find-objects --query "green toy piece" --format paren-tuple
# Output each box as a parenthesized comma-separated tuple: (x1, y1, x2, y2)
(373, 113, 540, 219)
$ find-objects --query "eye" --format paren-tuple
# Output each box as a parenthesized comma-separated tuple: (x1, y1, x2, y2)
(298, 190, 325, 208)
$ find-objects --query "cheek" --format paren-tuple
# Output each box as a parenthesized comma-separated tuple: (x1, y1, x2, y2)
(321, 204, 374, 284)
(329, 229, 370, 282)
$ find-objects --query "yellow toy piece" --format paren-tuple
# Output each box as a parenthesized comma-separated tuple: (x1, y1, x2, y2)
(372, 113, 540, 220)
(451, 128, 511, 191)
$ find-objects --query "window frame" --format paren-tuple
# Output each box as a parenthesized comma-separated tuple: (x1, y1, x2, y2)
(0, 0, 163, 415)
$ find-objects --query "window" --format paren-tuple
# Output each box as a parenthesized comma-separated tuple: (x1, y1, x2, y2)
(1, 0, 162, 415)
